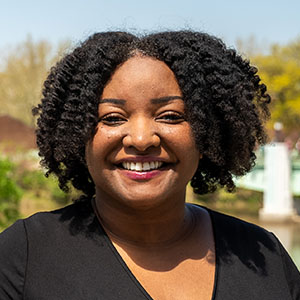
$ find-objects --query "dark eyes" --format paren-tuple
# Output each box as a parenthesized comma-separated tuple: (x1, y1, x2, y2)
(99, 112, 185, 126)
(156, 112, 185, 123)
(99, 115, 126, 126)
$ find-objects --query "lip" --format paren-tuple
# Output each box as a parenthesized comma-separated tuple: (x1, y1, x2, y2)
(120, 169, 163, 180)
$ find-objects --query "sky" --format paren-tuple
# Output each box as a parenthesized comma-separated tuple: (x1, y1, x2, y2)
(1, 0, 300, 55)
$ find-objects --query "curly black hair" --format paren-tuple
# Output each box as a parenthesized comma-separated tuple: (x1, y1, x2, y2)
(33, 30, 270, 199)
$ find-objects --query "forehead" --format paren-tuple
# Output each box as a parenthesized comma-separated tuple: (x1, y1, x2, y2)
(101, 56, 182, 100)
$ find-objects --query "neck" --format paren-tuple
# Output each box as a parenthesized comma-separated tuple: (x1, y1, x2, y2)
(93, 195, 195, 249)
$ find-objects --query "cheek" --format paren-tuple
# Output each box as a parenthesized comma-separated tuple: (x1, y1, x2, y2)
(163, 125, 198, 150)
(85, 142, 98, 173)
(162, 127, 200, 170)
(90, 126, 123, 152)
(176, 127, 200, 170)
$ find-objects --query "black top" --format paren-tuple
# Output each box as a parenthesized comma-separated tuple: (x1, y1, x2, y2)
(0, 200, 299, 300)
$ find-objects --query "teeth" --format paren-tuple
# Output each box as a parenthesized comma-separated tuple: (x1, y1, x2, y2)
(121, 161, 163, 171)
(135, 162, 142, 171)
(143, 162, 150, 171)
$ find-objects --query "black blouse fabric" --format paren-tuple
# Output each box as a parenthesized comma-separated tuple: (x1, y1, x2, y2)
(0, 201, 299, 300)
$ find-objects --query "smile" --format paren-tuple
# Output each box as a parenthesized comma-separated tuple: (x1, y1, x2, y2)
(121, 161, 163, 172)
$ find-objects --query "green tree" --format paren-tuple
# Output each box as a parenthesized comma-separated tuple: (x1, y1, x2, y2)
(250, 39, 300, 133)
(0, 157, 22, 230)
(0, 36, 70, 126)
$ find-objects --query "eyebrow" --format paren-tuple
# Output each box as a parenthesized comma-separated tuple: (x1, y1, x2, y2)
(99, 96, 183, 105)
(150, 96, 183, 104)
(99, 98, 126, 105)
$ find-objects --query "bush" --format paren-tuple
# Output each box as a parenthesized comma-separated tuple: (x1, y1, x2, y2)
(193, 187, 263, 216)
(46, 175, 72, 205)
(0, 157, 22, 229)
(18, 169, 80, 206)
(19, 169, 48, 190)
(18, 169, 74, 205)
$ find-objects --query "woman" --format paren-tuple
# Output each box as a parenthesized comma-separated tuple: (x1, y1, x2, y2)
(0, 31, 299, 299)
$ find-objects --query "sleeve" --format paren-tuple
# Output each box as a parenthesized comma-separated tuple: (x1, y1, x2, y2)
(275, 234, 300, 300)
(0, 220, 27, 299)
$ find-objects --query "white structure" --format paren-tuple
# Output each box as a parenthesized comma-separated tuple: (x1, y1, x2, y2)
(259, 143, 297, 221)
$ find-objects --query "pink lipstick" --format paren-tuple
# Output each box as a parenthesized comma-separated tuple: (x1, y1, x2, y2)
(122, 169, 161, 180)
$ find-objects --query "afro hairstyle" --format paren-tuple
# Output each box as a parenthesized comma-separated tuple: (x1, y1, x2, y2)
(33, 30, 270, 199)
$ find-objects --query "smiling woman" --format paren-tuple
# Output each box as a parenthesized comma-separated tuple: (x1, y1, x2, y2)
(86, 56, 200, 211)
(0, 31, 299, 300)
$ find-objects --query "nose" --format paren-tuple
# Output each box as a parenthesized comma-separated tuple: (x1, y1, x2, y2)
(122, 117, 160, 151)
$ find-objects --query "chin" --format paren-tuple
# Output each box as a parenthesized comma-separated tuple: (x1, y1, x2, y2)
(119, 190, 183, 211)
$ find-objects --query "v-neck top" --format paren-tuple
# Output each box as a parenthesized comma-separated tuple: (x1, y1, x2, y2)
(0, 200, 299, 299)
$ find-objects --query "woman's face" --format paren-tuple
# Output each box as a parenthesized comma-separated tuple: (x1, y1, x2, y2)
(86, 56, 200, 210)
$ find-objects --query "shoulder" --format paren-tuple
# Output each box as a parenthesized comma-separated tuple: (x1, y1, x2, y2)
(198, 206, 300, 300)
(0, 220, 27, 299)
(0, 200, 91, 240)
(0, 200, 98, 298)
(207, 207, 275, 242)
(0, 200, 94, 251)
(191, 204, 275, 248)
(0, 219, 27, 255)
(23, 200, 93, 228)
(21, 200, 96, 241)
(205, 207, 279, 263)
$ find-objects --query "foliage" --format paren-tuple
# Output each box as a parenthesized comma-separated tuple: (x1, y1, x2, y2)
(0, 152, 77, 231)
(20, 169, 48, 190)
(0, 157, 22, 229)
(250, 39, 300, 133)
(0, 36, 70, 126)
(190, 186, 263, 217)
(18, 169, 74, 206)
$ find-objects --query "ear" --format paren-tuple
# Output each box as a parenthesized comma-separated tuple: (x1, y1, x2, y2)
(199, 153, 203, 159)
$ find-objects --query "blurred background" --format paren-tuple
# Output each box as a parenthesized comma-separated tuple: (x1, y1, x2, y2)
(1, 0, 300, 266)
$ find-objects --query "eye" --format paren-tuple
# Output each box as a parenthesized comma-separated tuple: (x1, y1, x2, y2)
(99, 114, 126, 126)
(156, 112, 185, 124)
